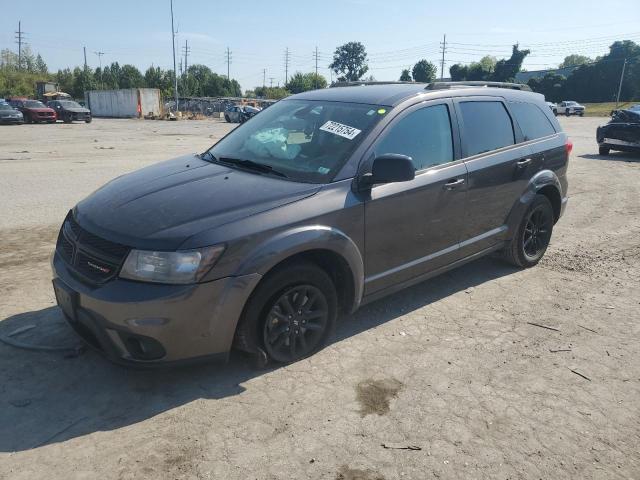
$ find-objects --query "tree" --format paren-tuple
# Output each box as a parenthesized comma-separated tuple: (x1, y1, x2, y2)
(35, 54, 48, 74)
(527, 73, 567, 102)
(492, 45, 530, 82)
(399, 69, 412, 81)
(412, 59, 437, 83)
(329, 41, 368, 82)
(559, 54, 592, 69)
(449, 64, 468, 81)
(286, 72, 328, 93)
(118, 64, 144, 89)
(254, 86, 289, 99)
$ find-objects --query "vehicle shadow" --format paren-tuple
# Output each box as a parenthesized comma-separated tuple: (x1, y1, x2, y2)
(0, 256, 517, 452)
(579, 152, 640, 163)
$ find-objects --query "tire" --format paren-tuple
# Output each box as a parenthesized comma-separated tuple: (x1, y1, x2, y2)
(85, 117, 92, 123)
(579, 112, 584, 117)
(502, 195, 554, 268)
(565, 109, 571, 117)
(234, 262, 338, 364)
(552, 109, 557, 116)
(599, 146, 610, 155)
(63, 114, 72, 123)
(224, 115, 230, 122)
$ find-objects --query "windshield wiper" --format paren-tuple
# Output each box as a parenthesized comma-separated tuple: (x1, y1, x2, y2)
(218, 157, 288, 178)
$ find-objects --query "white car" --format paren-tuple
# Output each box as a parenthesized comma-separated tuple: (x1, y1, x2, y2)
(556, 101, 585, 117)
(546, 102, 558, 114)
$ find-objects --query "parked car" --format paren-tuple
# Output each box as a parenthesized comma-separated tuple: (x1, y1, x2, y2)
(224, 105, 261, 123)
(8, 98, 56, 123)
(47, 100, 92, 123)
(0, 102, 24, 124)
(546, 101, 558, 114)
(52, 82, 570, 366)
(596, 107, 640, 155)
(555, 101, 585, 116)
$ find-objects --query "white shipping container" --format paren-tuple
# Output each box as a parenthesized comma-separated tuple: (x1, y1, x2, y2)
(85, 88, 162, 118)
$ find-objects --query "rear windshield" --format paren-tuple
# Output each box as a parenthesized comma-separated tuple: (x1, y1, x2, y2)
(207, 99, 388, 183)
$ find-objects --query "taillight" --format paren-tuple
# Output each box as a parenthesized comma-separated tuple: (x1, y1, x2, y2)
(565, 139, 573, 156)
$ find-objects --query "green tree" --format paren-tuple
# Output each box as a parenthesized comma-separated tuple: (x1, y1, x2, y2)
(118, 64, 144, 89)
(492, 45, 530, 82)
(286, 72, 328, 93)
(329, 41, 368, 82)
(412, 59, 437, 83)
(527, 73, 567, 102)
(35, 54, 48, 74)
(399, 69, 412, 81)
(558, 54, 592, 69)
(254, 86, 289, 99)
(449, 63, 468, 81)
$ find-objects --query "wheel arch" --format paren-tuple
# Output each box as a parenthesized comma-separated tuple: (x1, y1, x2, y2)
(234, 225, 364, 314)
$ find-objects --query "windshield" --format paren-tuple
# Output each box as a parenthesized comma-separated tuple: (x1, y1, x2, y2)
(59, 100, 82, 108)
(0, 103, 13, 110)
(207, 99, 388, 183)
(25, 100, 46, 108)
(566, 101, 578, 106)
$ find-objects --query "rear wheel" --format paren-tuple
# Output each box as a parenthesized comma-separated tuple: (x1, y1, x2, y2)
(599, 146, 610, 156)
(85, 117, 92, 123)
(63, 114, 72, 123)
(502, 195, 554, 268)
(224, 114, 230, 122)
(565, 109, 571, 116)
(235, 262, 337, 364)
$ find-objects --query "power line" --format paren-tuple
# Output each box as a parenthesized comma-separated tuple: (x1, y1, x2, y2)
(225, 46, 232, 79)
(182, 39, 190, 75)
(15, 21, 25, 70)
(284, 47, 290, 84)
(439, 34, 447, 81)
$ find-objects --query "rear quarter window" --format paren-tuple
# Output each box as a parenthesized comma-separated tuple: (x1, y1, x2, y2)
(509, 101, 556, 141)
(459, 101, 515, 156)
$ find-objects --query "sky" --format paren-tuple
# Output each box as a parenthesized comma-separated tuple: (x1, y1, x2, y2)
(1, 0, 639, 92)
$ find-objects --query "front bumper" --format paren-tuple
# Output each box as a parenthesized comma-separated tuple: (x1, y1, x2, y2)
(0, 117, 24, 124)
(51, 251, 261, 366)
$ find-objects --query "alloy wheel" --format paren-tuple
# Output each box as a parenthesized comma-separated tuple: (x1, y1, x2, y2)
(523, 206, 552, 259)
(263, 285, 328, 362)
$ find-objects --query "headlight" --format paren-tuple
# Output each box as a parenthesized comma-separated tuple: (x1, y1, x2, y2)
(120, 245, 225, 284)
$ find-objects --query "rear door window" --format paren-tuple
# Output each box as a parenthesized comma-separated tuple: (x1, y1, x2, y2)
(508, 101, 556, 141)
(459, 101, 515, 156)
(376, 104, 454, 171)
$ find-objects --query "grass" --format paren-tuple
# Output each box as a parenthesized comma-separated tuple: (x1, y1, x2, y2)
(581, 102, 637, 117)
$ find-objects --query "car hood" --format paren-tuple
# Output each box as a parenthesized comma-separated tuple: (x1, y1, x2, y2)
(0, 109, 20, 117)
(26, 107, 54, 113)
(64, 107, 91, 113)
(75, 154, 321, 249)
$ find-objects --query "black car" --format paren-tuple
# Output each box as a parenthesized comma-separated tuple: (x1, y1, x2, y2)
(0, 102, 24, 124)
(52, 81, 569, 366)
(224, 105, 261, 123)
(596, 107, 640, 155)
(47, 100, 92, 123)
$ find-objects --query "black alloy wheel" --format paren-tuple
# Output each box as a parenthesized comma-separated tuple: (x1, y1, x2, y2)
(263, 284, 329, 363)
(522, 205, 553, 261)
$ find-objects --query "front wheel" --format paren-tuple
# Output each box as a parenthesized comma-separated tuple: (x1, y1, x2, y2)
(63, 114, 72, 123)
(502, 195, 554, 268)
(599, 146, 610, 156)
(85, 117, 92, 123)
(224, 115, 230, 122)
(235, 262, 337, 364)
(565, 109, 571, 117)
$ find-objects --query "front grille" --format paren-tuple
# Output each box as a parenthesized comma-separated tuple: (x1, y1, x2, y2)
(56, 211, 131, 284)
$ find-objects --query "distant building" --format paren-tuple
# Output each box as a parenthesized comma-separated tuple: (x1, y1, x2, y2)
(516, 65, 579, 83)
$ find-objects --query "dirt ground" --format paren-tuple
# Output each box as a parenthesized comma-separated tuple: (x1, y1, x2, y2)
(0, 117, 638, 480)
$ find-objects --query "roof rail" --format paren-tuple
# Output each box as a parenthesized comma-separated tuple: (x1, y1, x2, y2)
(330, 81, 422, 88)
(426, 81, 532, 91)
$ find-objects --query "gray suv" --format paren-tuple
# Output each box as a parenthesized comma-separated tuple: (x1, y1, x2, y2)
(52, 81, 570, 366)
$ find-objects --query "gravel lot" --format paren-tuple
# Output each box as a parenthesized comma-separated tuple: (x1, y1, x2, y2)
(0, 117, 638, 480)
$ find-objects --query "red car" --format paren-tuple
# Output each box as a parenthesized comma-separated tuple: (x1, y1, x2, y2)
(8, 98, 56, 123)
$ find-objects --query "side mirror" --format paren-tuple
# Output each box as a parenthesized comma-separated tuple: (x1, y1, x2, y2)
(365, 154, 415, 186)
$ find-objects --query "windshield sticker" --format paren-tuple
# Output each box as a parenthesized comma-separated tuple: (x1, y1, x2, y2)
(377, 108, 387, 115)
(317, 166, 330, 174)
(319, 121, 362, 140)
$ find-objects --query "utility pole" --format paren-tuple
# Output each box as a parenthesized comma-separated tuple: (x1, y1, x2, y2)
(94, 51, 104, 89)
(170, 0, 179, 113)
(284, 47, 290, 85)
(439, 34, 447, 81)
(225, 47, 232, 79)
(179, 58, 183, 76)
(182, 39, 190, 76)
(615, 58, 627, 108)
(263, 68, 266, 90)
(269, 77, 274, 88)
(15, 21, 25, 70)
(313, 46, 319, 89)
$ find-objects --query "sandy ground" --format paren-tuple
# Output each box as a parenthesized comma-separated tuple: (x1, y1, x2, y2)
(0, 116, 638, 480)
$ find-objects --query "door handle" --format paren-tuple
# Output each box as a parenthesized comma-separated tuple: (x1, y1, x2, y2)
(444, 178, 465, 190)
(516, 158, 532, 168)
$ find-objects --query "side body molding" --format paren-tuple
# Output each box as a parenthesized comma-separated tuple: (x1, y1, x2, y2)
(234, 225, 365, 312)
